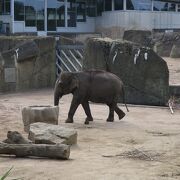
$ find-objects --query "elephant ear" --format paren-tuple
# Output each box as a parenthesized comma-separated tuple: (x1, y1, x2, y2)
(70, 76, 79, 91)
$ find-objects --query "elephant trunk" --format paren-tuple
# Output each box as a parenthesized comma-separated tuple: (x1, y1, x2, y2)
(54, 87, 62, 106)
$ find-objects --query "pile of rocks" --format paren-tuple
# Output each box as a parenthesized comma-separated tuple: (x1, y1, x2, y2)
(0, 105, 77, 160)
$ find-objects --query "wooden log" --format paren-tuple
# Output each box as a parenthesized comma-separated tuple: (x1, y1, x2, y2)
(0, 142, 70, 160)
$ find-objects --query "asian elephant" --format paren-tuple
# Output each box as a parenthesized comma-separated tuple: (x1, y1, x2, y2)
(54, 70, 129, 124)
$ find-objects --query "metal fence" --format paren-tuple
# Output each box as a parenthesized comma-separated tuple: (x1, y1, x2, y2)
(56, 44, 84, 77)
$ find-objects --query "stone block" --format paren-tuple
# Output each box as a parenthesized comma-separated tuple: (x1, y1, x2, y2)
(22, 106, 59, 132)
(83, 38, 169, 106)
(29, 122, 77, 145)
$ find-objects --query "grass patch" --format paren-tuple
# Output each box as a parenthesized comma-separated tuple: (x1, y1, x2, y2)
(0, 167, 13, 180)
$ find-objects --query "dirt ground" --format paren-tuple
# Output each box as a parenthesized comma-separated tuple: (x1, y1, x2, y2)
(0, 58, 180, 180)
(164, 57, 180, 85)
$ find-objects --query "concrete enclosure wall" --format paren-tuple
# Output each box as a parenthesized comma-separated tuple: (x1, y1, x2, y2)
(83, 38, 169, 106)
(96, 11, 180, 31)
(0, 36, 56, 92)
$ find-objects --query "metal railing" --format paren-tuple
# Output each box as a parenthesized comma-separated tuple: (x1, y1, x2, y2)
(56, 44, 84, 77)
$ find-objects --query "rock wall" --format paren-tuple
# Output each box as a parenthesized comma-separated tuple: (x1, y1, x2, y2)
(96, 26, 125, 39)
(117, 30, 180, 58)
(0, 36, 56, 92)
(83, 38, 169, 106)
(123, 30, 152, 47)
(152, 32, 180, 58)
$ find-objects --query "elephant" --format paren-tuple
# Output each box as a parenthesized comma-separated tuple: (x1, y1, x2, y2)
(54, 70, 129, 124)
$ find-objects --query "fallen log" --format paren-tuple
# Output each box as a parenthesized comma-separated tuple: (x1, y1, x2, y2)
(0, 142, 70, 160)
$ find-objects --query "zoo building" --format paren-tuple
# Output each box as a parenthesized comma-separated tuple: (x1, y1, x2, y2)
(1, 0, 180, 35)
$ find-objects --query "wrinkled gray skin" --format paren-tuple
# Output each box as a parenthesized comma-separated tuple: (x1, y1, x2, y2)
(54, 70, 129, 124)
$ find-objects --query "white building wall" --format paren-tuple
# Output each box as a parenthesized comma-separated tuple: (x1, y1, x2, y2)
(13, 22, 37, 33)
(0, 15, 11, 23)
(0, 15, 12, 32)
(13, 22, 25, 32)
(56, 17, 95, 33)
(96, 11, 180, 30)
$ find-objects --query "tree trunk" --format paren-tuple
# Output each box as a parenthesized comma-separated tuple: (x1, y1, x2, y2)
(0, 142, 70, 160)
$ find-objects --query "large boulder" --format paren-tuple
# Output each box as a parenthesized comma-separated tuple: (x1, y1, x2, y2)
(169, 85, 180, 97)
(83, 38, 169, 106)
(22, 106, 59, 132)
(0, 36, 56, 92)
(170, 43, 180, 58)
(29, 122, 77, 145)
(153, 41, 173, 57)
(3, 131, 32, 144)
(153, 32, 180, 57)
(123, 30, 152, 46)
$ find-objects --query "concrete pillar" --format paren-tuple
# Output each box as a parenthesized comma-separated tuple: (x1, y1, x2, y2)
(151, 0, 154, 11)
(11, 0, 14, 34)
(175, 4, 178, 12)
(45, 0, 47, 32)
(65, 0, 68, 27)
(112, 0, 114, 11)
(123, 0, 126, 10)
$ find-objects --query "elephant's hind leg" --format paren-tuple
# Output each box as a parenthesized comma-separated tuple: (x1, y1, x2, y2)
(115, 105, 125, 120)
(82, 101, 93, 124)
(107, 103, 116, 122)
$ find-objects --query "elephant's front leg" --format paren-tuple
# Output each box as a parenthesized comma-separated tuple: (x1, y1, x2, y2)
(66, 97, 80, 123)
(107, 103, 116, 122)
(82, 101, 93, 124)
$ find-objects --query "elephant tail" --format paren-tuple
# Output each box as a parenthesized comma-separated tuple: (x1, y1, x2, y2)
(122, 86, 129, 112)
